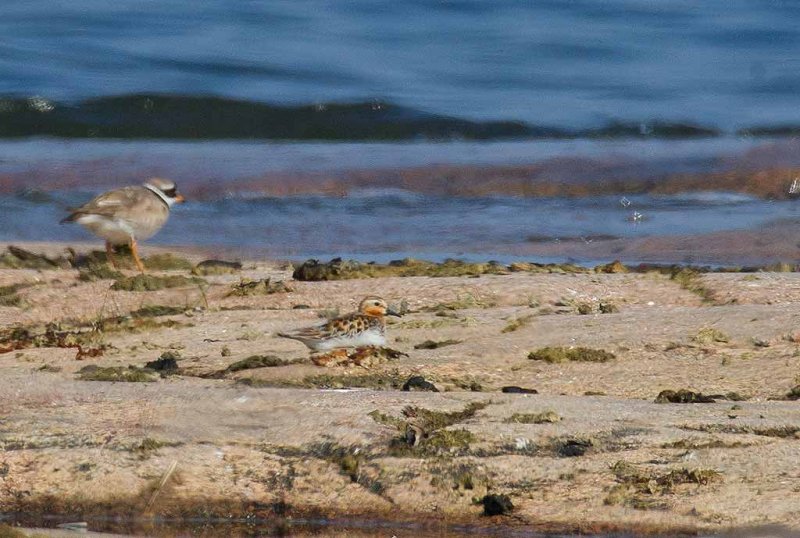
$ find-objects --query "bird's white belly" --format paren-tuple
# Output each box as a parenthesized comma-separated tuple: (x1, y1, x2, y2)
(76, 215, 135, 244)
(313, 330, 386, 351)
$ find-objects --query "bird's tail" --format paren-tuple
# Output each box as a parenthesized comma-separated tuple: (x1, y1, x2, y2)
(60, 212, 79, 224)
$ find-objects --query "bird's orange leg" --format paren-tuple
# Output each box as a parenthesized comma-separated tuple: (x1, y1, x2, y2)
(105, 241, 119, 269)
(129, 237, 146, 273)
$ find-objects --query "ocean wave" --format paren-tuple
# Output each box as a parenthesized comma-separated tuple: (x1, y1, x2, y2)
(0, 93, 756, 142)
(654, 191, 760, 205)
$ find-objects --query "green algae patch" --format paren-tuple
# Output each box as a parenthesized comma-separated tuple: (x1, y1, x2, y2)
(0, 245, 67, 270)
(594, 260, 629, 273)
(370, 401, 489, 457)
(130, 305, 187, 317)
(423, 428, 476, 451)
(505, 411, 561, 424)
(661, 438, 751, 450)
(226, 355, 303, 372)
(508, 261, 590, 274)
(143, 253, 194, 271)
(77, 365, 157, 382)
(112, 274, 206, 291)
(784, 385, 800, 400)
(78, 263, 124, 281)
(241, 370, 407, 390)
(0, 524, 27, 538)
(670, 268, 718, 303)
(681, 424, 800, 438)
(424, 293, 495, 311)
(527, 346, 615, 363)
(608, 460, 721, 496)
(450, 377, 484, 392)
(403, 401, 489, 431)
(292, 257, 510, 281)
(0, 284, 26, 307)
(605, 460, 721, 510)
(72, 248, 192, 272)
(226, 278, 292, 297)
(368, 410, 406, 430)
(193, 259, 243, 276)
(132, 437, 184, 453)
(692, 327, 730, 344)
(501, 314, 534, 333)
(0, 323, 103, 353)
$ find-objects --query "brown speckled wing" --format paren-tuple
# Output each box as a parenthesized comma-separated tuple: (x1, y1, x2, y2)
(326, 313, 384, 338)
(281, 312, 385, 342)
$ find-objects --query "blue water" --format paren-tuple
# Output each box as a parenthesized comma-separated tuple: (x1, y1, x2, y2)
(2, 1, 800, 263)
(2, 0, 800, 131)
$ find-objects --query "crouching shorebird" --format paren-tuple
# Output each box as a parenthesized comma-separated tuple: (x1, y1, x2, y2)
(278, 296, 401, 352)
(61, 178, 185, 272)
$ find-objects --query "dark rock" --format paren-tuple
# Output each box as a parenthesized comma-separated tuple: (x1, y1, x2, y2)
(413, 339, 461, 350)
(655, 389, 716, 404)
(558, 438, 593, 457)
(145, 353, 180, 373)
(402, 375, 439, 392)
(481, 494, 514, 516)
(292, 258, 360, 281)
(501, 386, 538, 394)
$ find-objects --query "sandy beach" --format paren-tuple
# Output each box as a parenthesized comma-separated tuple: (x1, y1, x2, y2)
(1, 241, 799, 536)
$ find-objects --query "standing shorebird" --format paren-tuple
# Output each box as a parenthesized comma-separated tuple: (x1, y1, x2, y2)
(60, 178, 185, 272)
(278, 296, 401, 351)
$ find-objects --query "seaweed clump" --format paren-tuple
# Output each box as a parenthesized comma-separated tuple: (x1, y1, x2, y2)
(692, 327, 730, 344)
(292, 257, 509, 281)
(77, 365, 157, 382)
(0, 245, 69, 269)
(528, 346, 615, 363)
(0, 323, 98, 354)
(244, 369, 410, 390)
(142, 253, 194, 271)
(369, 401, 489, 457)
(604, 460, 721, 510)
(413, 339, 461, 349)
(226, 278, 292, 297)
(0, 284, 26, 307)
(670, 268, 718, 304)
(505, 411, 561, 424)
(193, 259, 243, 276)
(111, 274, 206, 291)
(501, 314, 534, 333)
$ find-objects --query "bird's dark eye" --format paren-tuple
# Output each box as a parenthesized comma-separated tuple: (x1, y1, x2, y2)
(163, 188, 177, 197)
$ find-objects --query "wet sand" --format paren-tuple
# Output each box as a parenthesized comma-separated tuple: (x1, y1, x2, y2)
(1, 241, 800, 536)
